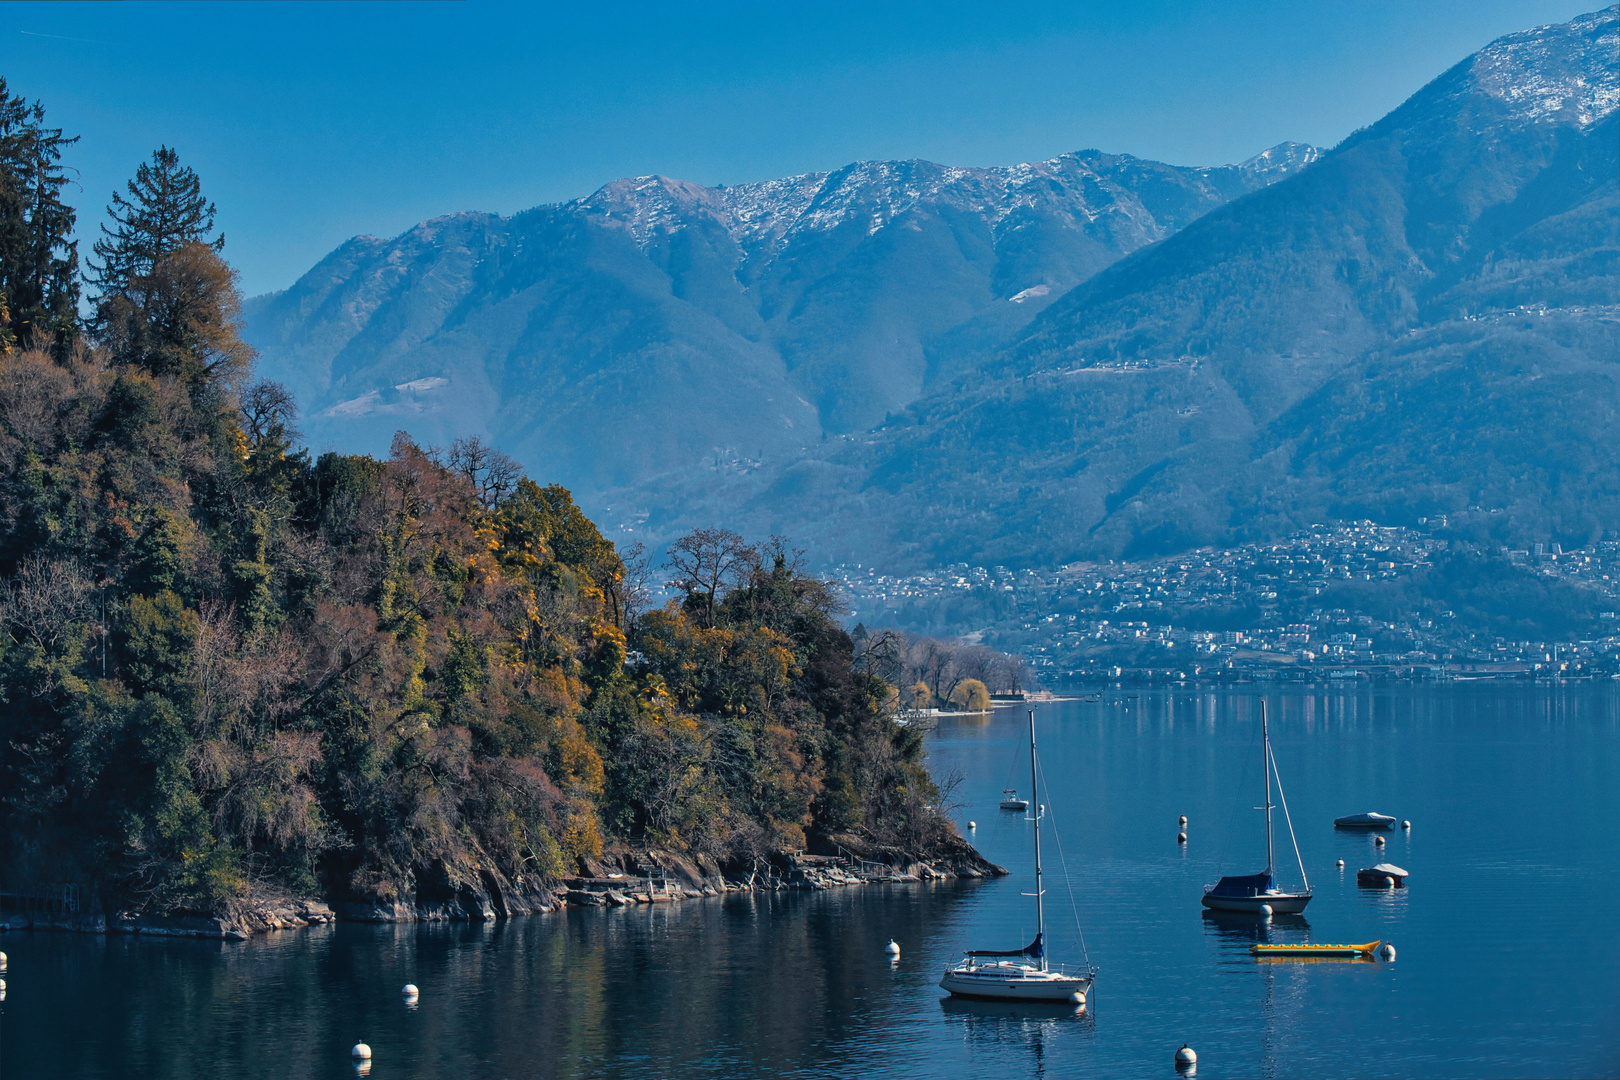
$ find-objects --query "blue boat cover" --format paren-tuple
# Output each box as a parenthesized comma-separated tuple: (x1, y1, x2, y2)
(1208, 873, 1276, 898)
(967, 932, 1043, 958)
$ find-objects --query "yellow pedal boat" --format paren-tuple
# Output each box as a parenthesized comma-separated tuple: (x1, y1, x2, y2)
(1250, 940, 1381, 957)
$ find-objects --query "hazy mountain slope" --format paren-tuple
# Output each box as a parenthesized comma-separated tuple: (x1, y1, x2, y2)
(680, 6, 1620, 567)
(244, 145, 1316, 489)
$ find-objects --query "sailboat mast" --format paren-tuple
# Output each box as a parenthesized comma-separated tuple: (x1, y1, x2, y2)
(1028, 707, 1046, 971)
(1262, 701, 1275, 878)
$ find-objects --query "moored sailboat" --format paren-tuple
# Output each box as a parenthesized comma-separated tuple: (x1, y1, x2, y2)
(1202, 702, 1313, 915)
(940, 709, 1096, 1004)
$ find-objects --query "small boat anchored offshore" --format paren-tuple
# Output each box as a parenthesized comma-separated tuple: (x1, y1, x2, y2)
(941, 710, 1095, 1004)
(1357, 863, 1409, 887)
(1334, 812, 1397, 829)
(1202, 702, 1313, 915)
(998, 790, 1029, 812)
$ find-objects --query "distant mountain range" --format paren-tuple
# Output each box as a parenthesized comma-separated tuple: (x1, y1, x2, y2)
(244, 145, 1318, 489)
(247, 6, 1619, 574)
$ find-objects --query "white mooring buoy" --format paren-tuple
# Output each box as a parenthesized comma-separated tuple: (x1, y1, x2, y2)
(1375, 835, 1386, 847)
(351, 1042, 372, 1061)
(1068, 990, 1085, 1005)
(1177, 832, 1187, 844)
(1380, 942, 1397, 961)
(0, 950, 7, 969)
(1176, 1044, 1198, 1066)
(1402, 820, 1411, 829)
(402, 983, 418, 997)
(968, 821, 977, 830)
(1336, 859, 1345, 868)
(884, 939, 901, 957)
(1258, 904, 1273, 917)
(1178, 815, 1188, 826)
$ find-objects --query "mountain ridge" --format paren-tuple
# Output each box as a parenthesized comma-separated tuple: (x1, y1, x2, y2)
(615, 5, 1620, 569)
(245, 6, 1620, 579)
(244, 140, 1319, 488)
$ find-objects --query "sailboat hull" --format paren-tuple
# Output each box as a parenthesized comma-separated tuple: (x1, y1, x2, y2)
(939, 964, 1092, 1003)
(1200, 891, 1311, 914)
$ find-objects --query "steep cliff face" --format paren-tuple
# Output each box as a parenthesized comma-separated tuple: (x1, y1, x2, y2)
(245, 144, 1315, 491)
(675, 6, 1620, 567)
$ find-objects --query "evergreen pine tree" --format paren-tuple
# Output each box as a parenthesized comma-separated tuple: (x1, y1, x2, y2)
(89, 146, 221, 295)
(90, 148, 249, 393)
(0, 77, 80, 357)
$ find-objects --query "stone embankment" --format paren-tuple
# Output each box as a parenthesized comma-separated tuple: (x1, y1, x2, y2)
(1, 897, 338, 941)
(1, 834, 1005, 937)
(558, 833, 1005, 907)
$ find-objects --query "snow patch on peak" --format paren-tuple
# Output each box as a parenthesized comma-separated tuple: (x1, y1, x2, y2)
(1464, 5, 1618, 126)
(565, 140, 1322, 257)
(577, 174, 728, 247)
(1238, 142, 1323, 180)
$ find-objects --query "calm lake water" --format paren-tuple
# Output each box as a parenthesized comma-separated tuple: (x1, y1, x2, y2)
(3, 687, 1616, 1079)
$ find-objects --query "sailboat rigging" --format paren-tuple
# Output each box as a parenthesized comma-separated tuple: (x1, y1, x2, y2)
(940, 708, 1096, 1003)
(1201, 700, 1312, 914)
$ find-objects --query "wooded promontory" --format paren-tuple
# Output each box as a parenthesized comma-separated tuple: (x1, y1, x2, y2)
(0, 82, 985, 933)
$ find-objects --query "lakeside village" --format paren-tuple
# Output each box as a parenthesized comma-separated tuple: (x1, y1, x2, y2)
(833, 520, 1620, 685)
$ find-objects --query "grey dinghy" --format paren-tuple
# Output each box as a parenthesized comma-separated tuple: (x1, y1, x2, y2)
(941, 709, 1095, 1004)
(1334, 812, 1397, 829)
(1202, 702, 1313, 915)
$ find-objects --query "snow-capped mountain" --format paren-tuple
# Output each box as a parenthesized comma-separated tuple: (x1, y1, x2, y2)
(244, 143, 1316, 491)
(579, 144, 1321, 261)
(692, 6, 1620, 569)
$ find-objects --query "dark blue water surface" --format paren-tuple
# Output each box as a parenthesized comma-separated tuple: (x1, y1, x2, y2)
(3, 687, 1616, 1079)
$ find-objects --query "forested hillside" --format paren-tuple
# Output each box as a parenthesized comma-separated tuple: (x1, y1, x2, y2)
(0, 83, 960, 922)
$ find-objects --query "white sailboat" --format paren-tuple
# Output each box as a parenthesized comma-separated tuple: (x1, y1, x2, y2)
(940, 708, 1096, 1004)
(1201, 701, 1312, 914)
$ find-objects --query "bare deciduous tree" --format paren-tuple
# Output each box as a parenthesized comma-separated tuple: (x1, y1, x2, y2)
(1, 556, 93, 650)
(619, 540, 657, 632)
(448, 435, 521, 510)
(239, 378, 300, 448)
(665, 528, 756, 628)
(852, 625, 905, 683)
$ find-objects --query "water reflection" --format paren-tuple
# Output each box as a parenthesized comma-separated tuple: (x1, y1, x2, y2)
(1200, 909, 1312, 947)
(938, 996, 1093, 1077)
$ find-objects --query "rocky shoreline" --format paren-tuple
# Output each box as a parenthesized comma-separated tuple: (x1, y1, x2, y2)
(0, 834, 1005, 941)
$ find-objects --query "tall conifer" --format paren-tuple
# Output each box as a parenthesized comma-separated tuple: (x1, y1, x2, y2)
(0, 77, 79, 357)
(90, 148, 249, 395)
(89, 146, 221, 296)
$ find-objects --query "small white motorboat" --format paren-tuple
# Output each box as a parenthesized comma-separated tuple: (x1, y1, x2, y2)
(1334, 812, 1397, 829)
(943, 711, 1095, 1004)
(998, 789, 1029, 811)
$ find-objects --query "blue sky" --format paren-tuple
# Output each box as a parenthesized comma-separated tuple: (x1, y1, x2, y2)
(1, 0, 1587, 297)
